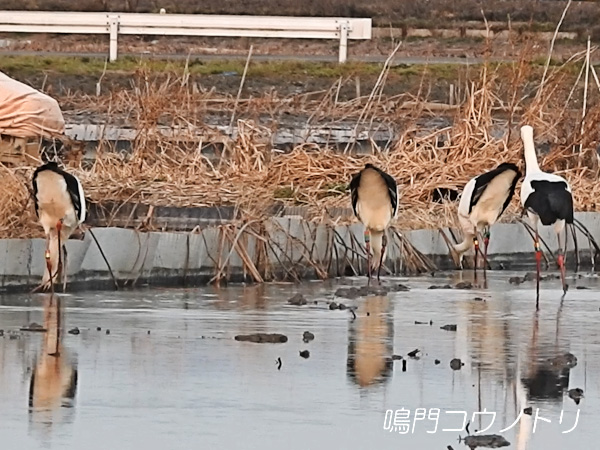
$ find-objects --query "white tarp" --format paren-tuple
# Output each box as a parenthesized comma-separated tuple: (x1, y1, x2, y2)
(0, 71, 65, 139)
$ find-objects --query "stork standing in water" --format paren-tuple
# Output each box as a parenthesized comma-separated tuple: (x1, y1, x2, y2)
(32, 162, 86, 292)
(454, 162, 521, 272)
(350, 163, 398, 280)
(520, 125, 573, 309)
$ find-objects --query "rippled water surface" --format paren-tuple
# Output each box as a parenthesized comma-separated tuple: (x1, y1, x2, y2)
(0, 271, 598, 449)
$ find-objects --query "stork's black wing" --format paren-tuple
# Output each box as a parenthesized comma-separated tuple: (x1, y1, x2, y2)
(525, 180, 574, 225)
(61, 170, 84, 222)
(349, 170, 362, 219)
(469, 163, 520, 214)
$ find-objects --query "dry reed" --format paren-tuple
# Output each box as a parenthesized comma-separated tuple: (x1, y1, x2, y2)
(2, 45, 600, 248)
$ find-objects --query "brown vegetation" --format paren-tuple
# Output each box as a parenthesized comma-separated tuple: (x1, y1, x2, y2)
(2, 39, 600, 242)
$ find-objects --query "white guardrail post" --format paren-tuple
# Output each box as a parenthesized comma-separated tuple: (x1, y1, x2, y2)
(338, 20, 349, 63)
(108, 14, 120, 62)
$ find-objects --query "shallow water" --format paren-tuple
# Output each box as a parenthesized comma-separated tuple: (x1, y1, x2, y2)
(0, 271, 598, 450)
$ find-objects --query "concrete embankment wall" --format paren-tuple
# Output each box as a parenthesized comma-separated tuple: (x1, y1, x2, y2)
(1, 212, 599, 292)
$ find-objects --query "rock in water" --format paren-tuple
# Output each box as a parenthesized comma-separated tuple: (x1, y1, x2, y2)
(299, 350, 310, 359)
(287, 294, 307, 306)
(407, 349, 420, 358)
(329, 302, 339, 310)
(235, 333, 288, 343)
(334, 287, 360, 299)
(450, 358, 463, 370)
(463, 435, 510, 449)
(302, 331, 315, 342)
(68, 327, 80, 335)
(440, 324, 457, 331)
(454, 281, 472, 289)
(548, 352, 578, 369)
(568, 388, 584, 405)
(391, 284, 410, 292)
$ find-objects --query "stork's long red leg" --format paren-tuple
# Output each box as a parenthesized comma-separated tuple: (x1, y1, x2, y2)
(56, 220, 63, 292)
(364, 229, 372, 282)
(483, 228, 490, 280)
(535, 231, 541, 310)
(557, 227, 568, 297)
(377, 233, 387, 281)
(473, 235, 479, 276)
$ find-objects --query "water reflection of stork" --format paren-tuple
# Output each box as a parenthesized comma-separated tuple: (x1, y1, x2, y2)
(346, 295, 393, 388)
(29, 294, 78, 435)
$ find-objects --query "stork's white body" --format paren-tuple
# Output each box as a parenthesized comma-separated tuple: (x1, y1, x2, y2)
(454, 163, 520, 262)
(32, 163, 86, 290)
(354, 168, 396, 232)
(350, 164, 398, 277)
(520, 125, 572, 238)
(519, 125, 574, 306)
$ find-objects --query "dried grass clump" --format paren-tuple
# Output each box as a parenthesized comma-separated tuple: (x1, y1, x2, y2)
(2, 43, 600, 243)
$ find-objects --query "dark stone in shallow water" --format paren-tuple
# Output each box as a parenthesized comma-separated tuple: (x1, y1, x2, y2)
(20, 322, 46, 332)
(96, 326, 102, 331)
(450, 358, 463, 370)
(435, 359, 441, 365)
(523, 272, 537, 282)
(568, 388, 584, 404)
(548, 352, 578, 369)
(390, 284, 410, 292)
(287, 294, 307, 306)
(302, 331, 315, 342)
(428, 284, 452, 290)
(407, 349, 420, 358)
(508, 276, 523, 285)
(392, 354, 403, 360)
(463, 435, 510, 449)
(454, 281, 473, 289)
(299, 350, 310, 359)
(68, 327, 80, 335)
(329, 302, 339, 310)
(338, 303, 347, 310)
(523, 407, 533, 415)
(440, 324, 457, 331)
(235, 333, 288, 343)
(334, 287, 360, 299)
(576, 286, 590, 290)
(334, 285, 391, 299)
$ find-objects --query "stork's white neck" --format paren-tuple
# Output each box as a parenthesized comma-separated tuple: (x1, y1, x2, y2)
(521, 126, 541, 174)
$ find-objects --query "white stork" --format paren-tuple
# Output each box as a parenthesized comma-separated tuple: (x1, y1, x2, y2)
(350, 163, 398, 280)
(454, 162, 521, 272)
(32, 162, 86, 292)
(520, 125, 574, 308)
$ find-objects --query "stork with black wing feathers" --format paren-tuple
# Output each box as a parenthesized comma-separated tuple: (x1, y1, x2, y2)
(350, 163, 398, 281)
(520, 125, 574, 309)
(32, 162, 86, 292)
(455, 162, 521, 273)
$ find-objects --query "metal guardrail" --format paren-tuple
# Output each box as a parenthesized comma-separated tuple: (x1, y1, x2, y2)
(0, 11, 372, 63)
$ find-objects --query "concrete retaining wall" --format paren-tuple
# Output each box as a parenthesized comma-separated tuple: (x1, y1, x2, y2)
(1, 212, 599, 292)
